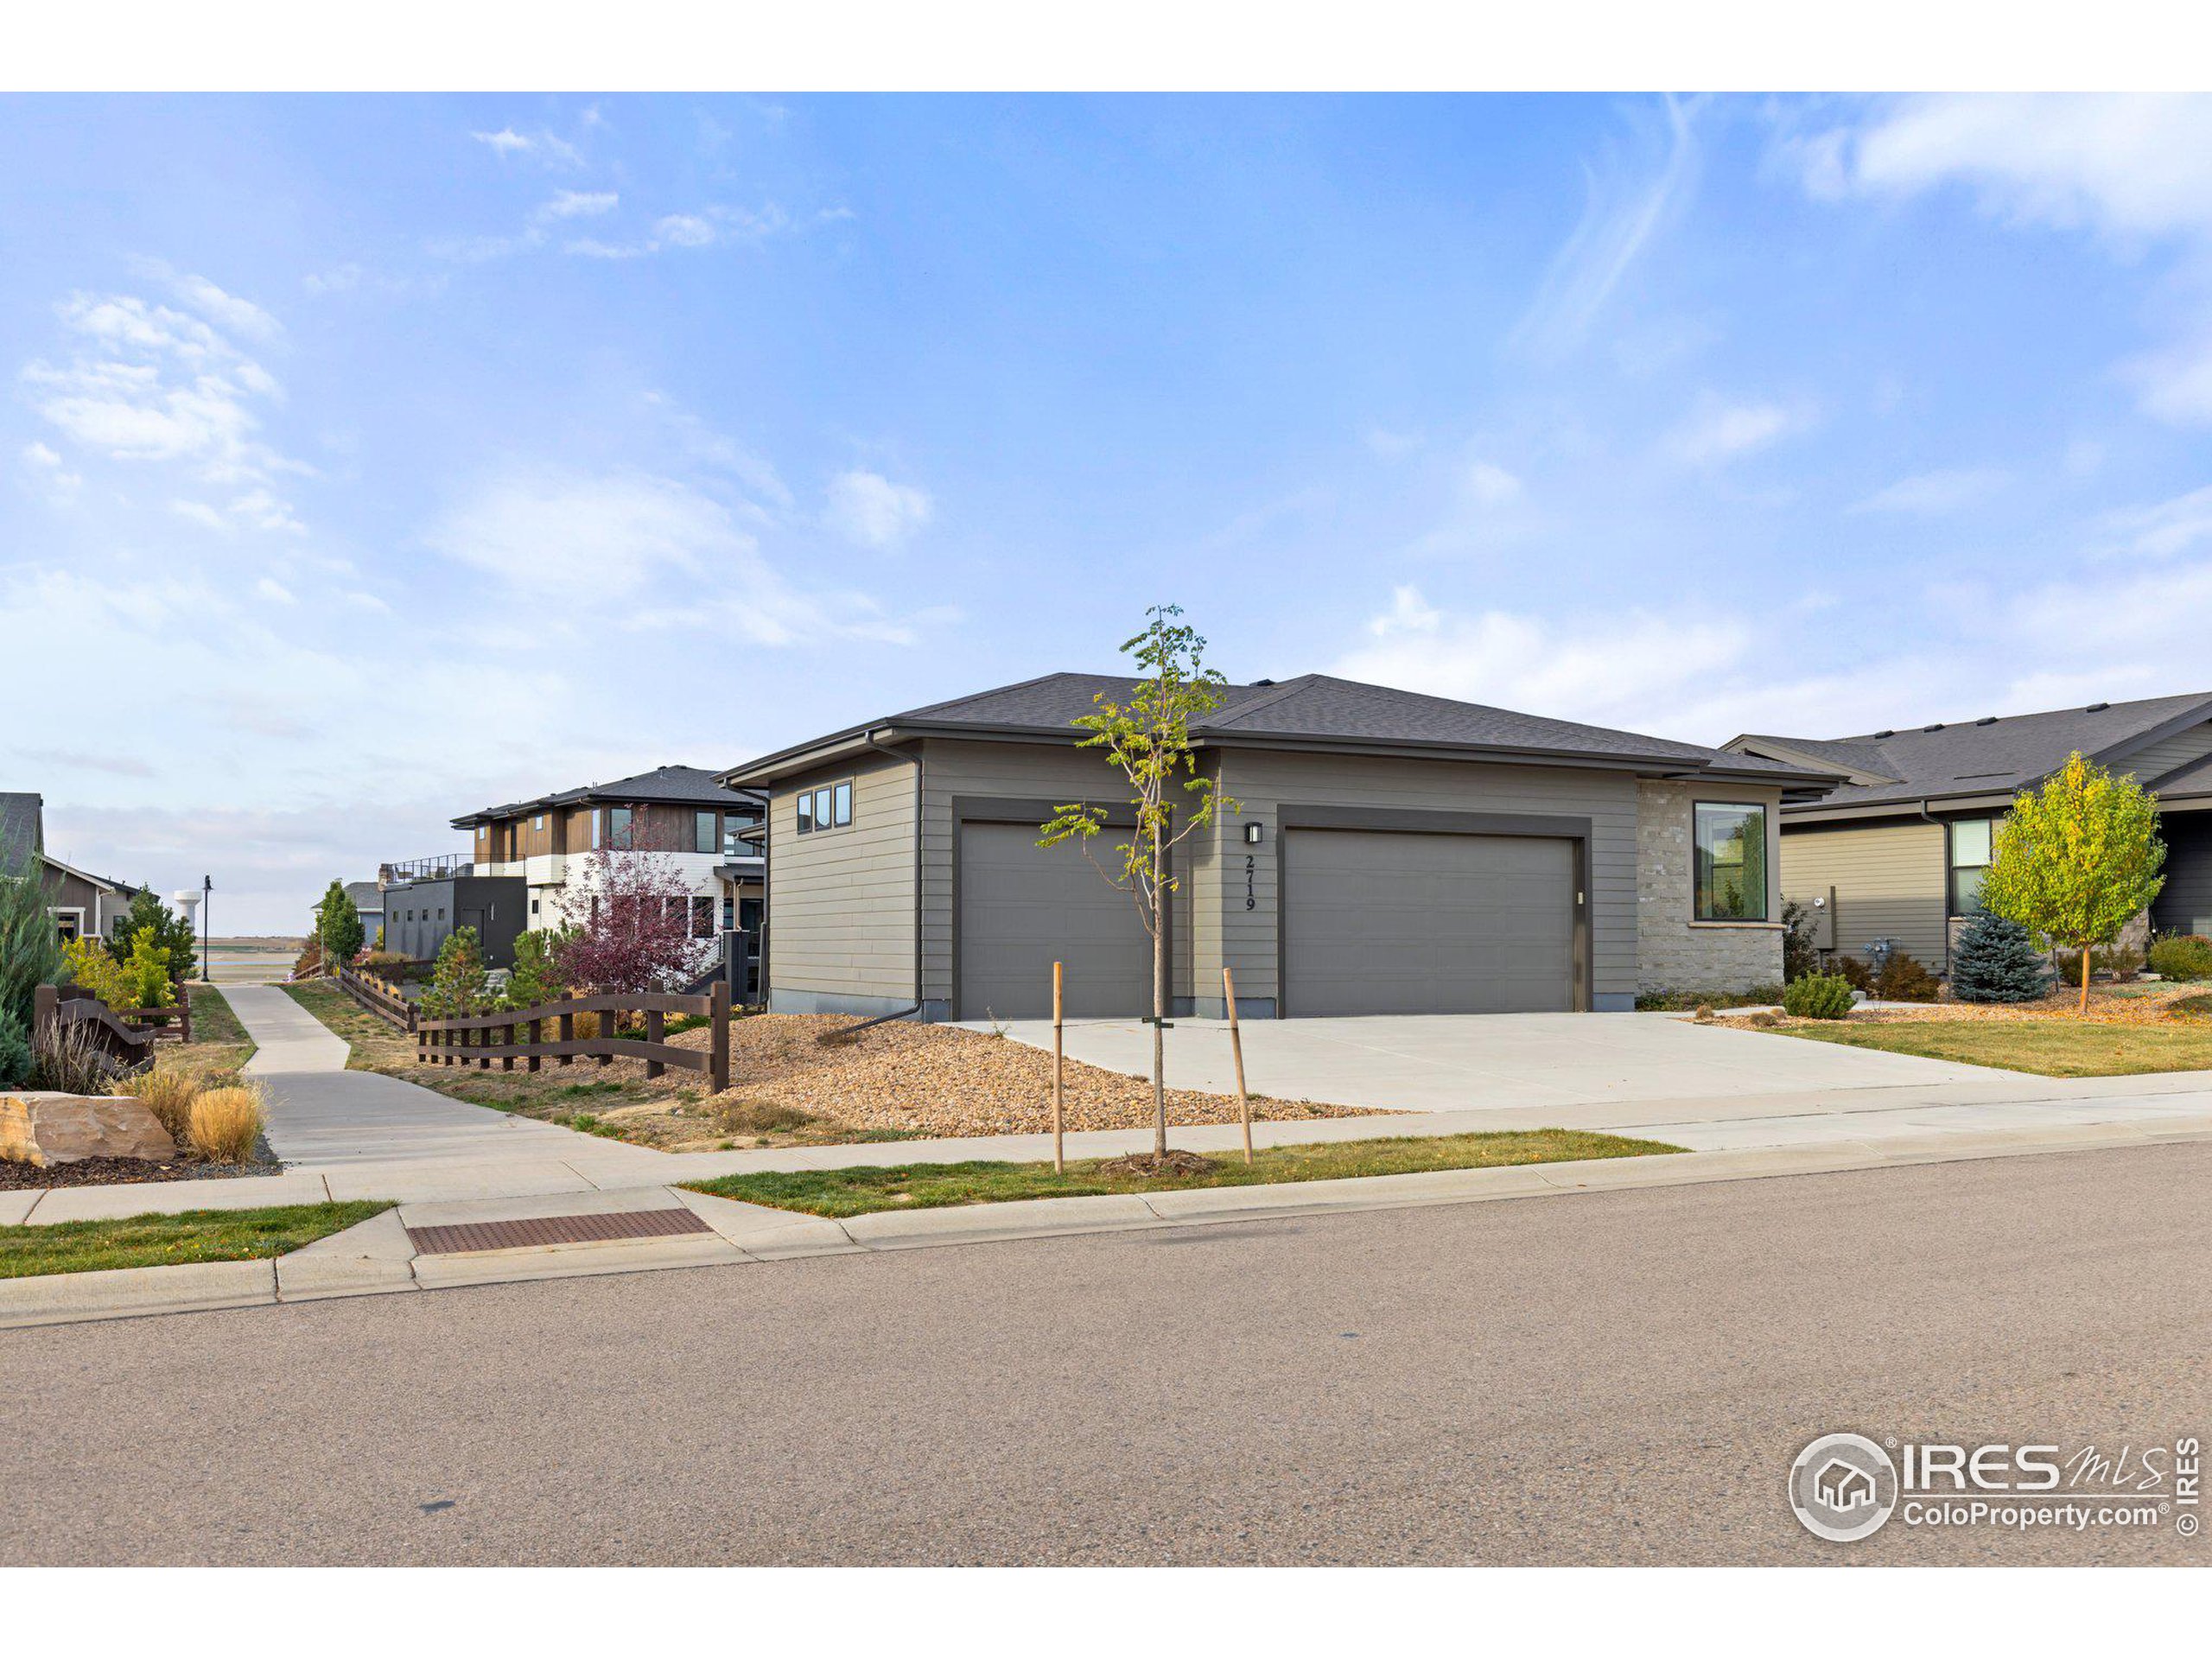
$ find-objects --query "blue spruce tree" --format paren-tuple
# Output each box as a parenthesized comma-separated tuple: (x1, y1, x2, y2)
(1949, 911, 2050, 1003)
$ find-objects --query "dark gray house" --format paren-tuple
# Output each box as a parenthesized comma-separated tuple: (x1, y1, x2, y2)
(1727, 689, 2212, 973)
(382, 873, 526, 969)
(722, 672, 1838, 1021)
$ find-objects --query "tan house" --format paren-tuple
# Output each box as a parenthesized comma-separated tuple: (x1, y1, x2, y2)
(1726, 690, 2212, 974)
(721, 672, 1840, 1021)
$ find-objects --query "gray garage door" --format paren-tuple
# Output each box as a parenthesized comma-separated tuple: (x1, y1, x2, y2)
(1283, 829, 1577, 1016)
(958, 822, 1151, 1019)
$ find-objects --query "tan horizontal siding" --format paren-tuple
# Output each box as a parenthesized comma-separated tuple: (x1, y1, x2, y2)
(768, 753, 916, 997)
(1780, 820, 1947, 969)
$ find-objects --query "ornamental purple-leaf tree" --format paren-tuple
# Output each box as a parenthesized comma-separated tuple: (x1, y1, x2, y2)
(1040, 605, 1237, 1160)
(551, 820, 715, 995)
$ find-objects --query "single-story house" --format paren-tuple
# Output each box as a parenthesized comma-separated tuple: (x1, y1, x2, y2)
(721, 672, 1840, 1021)
(2, 790, 142, 943)
(345, 880, 385, 949)
(1726, 689, 2212, 974)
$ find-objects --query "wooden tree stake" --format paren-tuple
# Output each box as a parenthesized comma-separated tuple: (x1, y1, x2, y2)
(1052, 959, 1065, 1173)
(1224, 965, 1252, 1166)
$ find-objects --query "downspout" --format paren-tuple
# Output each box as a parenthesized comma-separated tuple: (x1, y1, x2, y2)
(1916, 798, 1950, 976)
(820, 729, 924, 1040)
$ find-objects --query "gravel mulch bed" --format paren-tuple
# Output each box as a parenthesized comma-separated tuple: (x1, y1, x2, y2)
(0, 1154, 278, 1190)
(1714, 981, 2210, 1030)
(652, 1013, 1380, 1141)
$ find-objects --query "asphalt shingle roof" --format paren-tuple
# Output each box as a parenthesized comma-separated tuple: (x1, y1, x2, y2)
(1736, 689, 2212, 812)
(0, 791, 41, 869)
(734, 671, 1836, 786)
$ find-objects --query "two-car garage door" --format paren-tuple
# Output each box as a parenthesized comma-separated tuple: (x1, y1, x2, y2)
(1281, 829, 1579, 1017)
(955, 819, 1580, 1020)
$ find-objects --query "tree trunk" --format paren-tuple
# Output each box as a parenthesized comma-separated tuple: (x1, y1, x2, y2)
(1151, 817, 1167, 1157)
(2079, 943, 2092, 1016)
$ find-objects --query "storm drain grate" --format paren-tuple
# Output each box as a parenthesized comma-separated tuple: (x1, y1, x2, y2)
(405, 1208, 715, 1255)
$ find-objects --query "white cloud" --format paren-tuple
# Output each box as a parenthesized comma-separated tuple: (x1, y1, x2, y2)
(1510, 95, 1700, 360)
(255, 576, 296, 604)
(653, 213, 716, 248)
(162, 268, 283, 344)
(1465, 461, 1523, 508)
(824, 469, 932, 550)
(1662, 395, 1813, 467)
(1788, 95, 2212, 426)
(473, 128, 533, 155)
(1850, 467, 2009, 514)
(1362, 424, 1421, 459)
(543, 190, 618, 219)
(563, 237, 649, 260)
(1332, 583, 1751, 733)
(470, 127, 582, 166)
(2093, 483, 2212, 560)
(23, 441, 63, 469)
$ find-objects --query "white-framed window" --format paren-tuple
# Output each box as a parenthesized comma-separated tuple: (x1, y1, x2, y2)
(52, 907, 85, 942)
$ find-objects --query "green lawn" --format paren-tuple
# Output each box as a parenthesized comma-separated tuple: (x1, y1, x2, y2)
(1770, 1018, 2212, 1077)
(0, 1201, 392, 1279)
(685, 1128, 1684, 1219)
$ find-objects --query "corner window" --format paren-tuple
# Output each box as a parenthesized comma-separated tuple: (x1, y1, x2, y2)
(1694, 802, 1769, 922)
(695, 810, 718, 855)
(1950, 817, 1995, 916)
(796, 791, 813, 834)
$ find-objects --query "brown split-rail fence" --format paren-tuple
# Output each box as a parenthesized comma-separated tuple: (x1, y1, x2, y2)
(415, 981, 730, 1093)
(335, 962, 416, 1031)
(32, 985, 156, 1074)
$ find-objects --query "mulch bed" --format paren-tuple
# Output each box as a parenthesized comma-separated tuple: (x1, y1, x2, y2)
(0, 1155, 278, 1191)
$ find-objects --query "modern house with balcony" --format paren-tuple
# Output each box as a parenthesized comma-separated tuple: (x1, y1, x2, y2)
(449, 765, 766, 990)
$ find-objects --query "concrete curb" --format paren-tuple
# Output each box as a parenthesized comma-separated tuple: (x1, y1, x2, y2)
(7, 1112, 2210, 1330)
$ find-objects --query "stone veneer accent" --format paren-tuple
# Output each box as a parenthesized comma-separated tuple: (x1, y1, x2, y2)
(1637, 779, 1784, 996)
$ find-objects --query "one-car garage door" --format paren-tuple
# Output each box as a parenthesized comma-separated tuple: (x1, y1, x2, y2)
(1282, 829, 1579, 1016)
(957, 822, 1150, 1019)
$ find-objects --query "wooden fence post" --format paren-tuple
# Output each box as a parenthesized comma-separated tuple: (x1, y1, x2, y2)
(559, 1008, 574, 1065)
(501, 1017, 515, 1071)
(1224, 965, 1252, 1166)
(711, 979, 730, 1094)
(527, 1016, 542, 1072)
(1052, 960, 1065, 1173)
(645, 1007, 665, 1079)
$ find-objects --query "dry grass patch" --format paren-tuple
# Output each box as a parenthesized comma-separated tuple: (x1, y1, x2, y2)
(187, 1084, 264, 1163)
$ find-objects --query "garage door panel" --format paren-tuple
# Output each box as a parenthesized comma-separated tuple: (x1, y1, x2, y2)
(958, 823, 1150, 1020)
(1284, 829, 1576, 1017)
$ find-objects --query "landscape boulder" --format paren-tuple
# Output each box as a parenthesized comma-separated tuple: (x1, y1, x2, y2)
(0, 1092, 176, 1167)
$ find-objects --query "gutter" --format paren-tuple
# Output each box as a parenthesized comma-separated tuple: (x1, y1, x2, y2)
(1916, 798, 1952, 976)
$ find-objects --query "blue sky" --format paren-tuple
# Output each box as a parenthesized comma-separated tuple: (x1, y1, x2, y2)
(7, 92, 2212, 931)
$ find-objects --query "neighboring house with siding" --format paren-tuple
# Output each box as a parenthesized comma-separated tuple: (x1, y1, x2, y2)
(1, 790, 142, 943)
(1726, 690, 2212, 975)
(447, 765, 766, 985)
(720, 672, 1840, 1022)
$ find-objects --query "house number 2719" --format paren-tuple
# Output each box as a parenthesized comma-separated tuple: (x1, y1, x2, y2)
(1245, 853, 1256, 911)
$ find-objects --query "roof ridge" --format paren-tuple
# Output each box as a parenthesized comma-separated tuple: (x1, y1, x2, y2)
(1200, 673, 1322, 728)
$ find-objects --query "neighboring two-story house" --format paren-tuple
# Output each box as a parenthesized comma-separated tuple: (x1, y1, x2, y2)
(2, 791, 143, 943)
(719, 672, 1840, 1021)
(445, 765, 766, 986)
(1726, 690, 2212, 975)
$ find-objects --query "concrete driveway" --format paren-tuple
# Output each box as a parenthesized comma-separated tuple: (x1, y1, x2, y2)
(977, 1011, 2007, 1114)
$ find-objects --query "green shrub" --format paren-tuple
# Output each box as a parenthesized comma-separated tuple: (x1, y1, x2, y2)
(506, 925, 573, 1009)
(2055, 944, 2145, 985)
(2146, 934, 2212, 982)
(1780, 899, 1821, 982)
(421, 926, 490, 1019)
(1872, 949, 1940, 1003)
(0, 1004, 32, 1089)
(1783, 974, 1855, 1020)
(0, 858, 67, 1033)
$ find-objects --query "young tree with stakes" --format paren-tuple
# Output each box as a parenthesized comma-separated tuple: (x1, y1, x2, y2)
(1976, 753, 2164, 1015)
(1040, 606, 1237, 1162)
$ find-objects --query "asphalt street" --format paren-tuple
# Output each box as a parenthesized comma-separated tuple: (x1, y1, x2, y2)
(3, 1141, 2207, 1565)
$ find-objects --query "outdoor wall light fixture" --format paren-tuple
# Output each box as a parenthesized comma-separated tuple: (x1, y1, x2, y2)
(1243, 823, 1264, 845)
